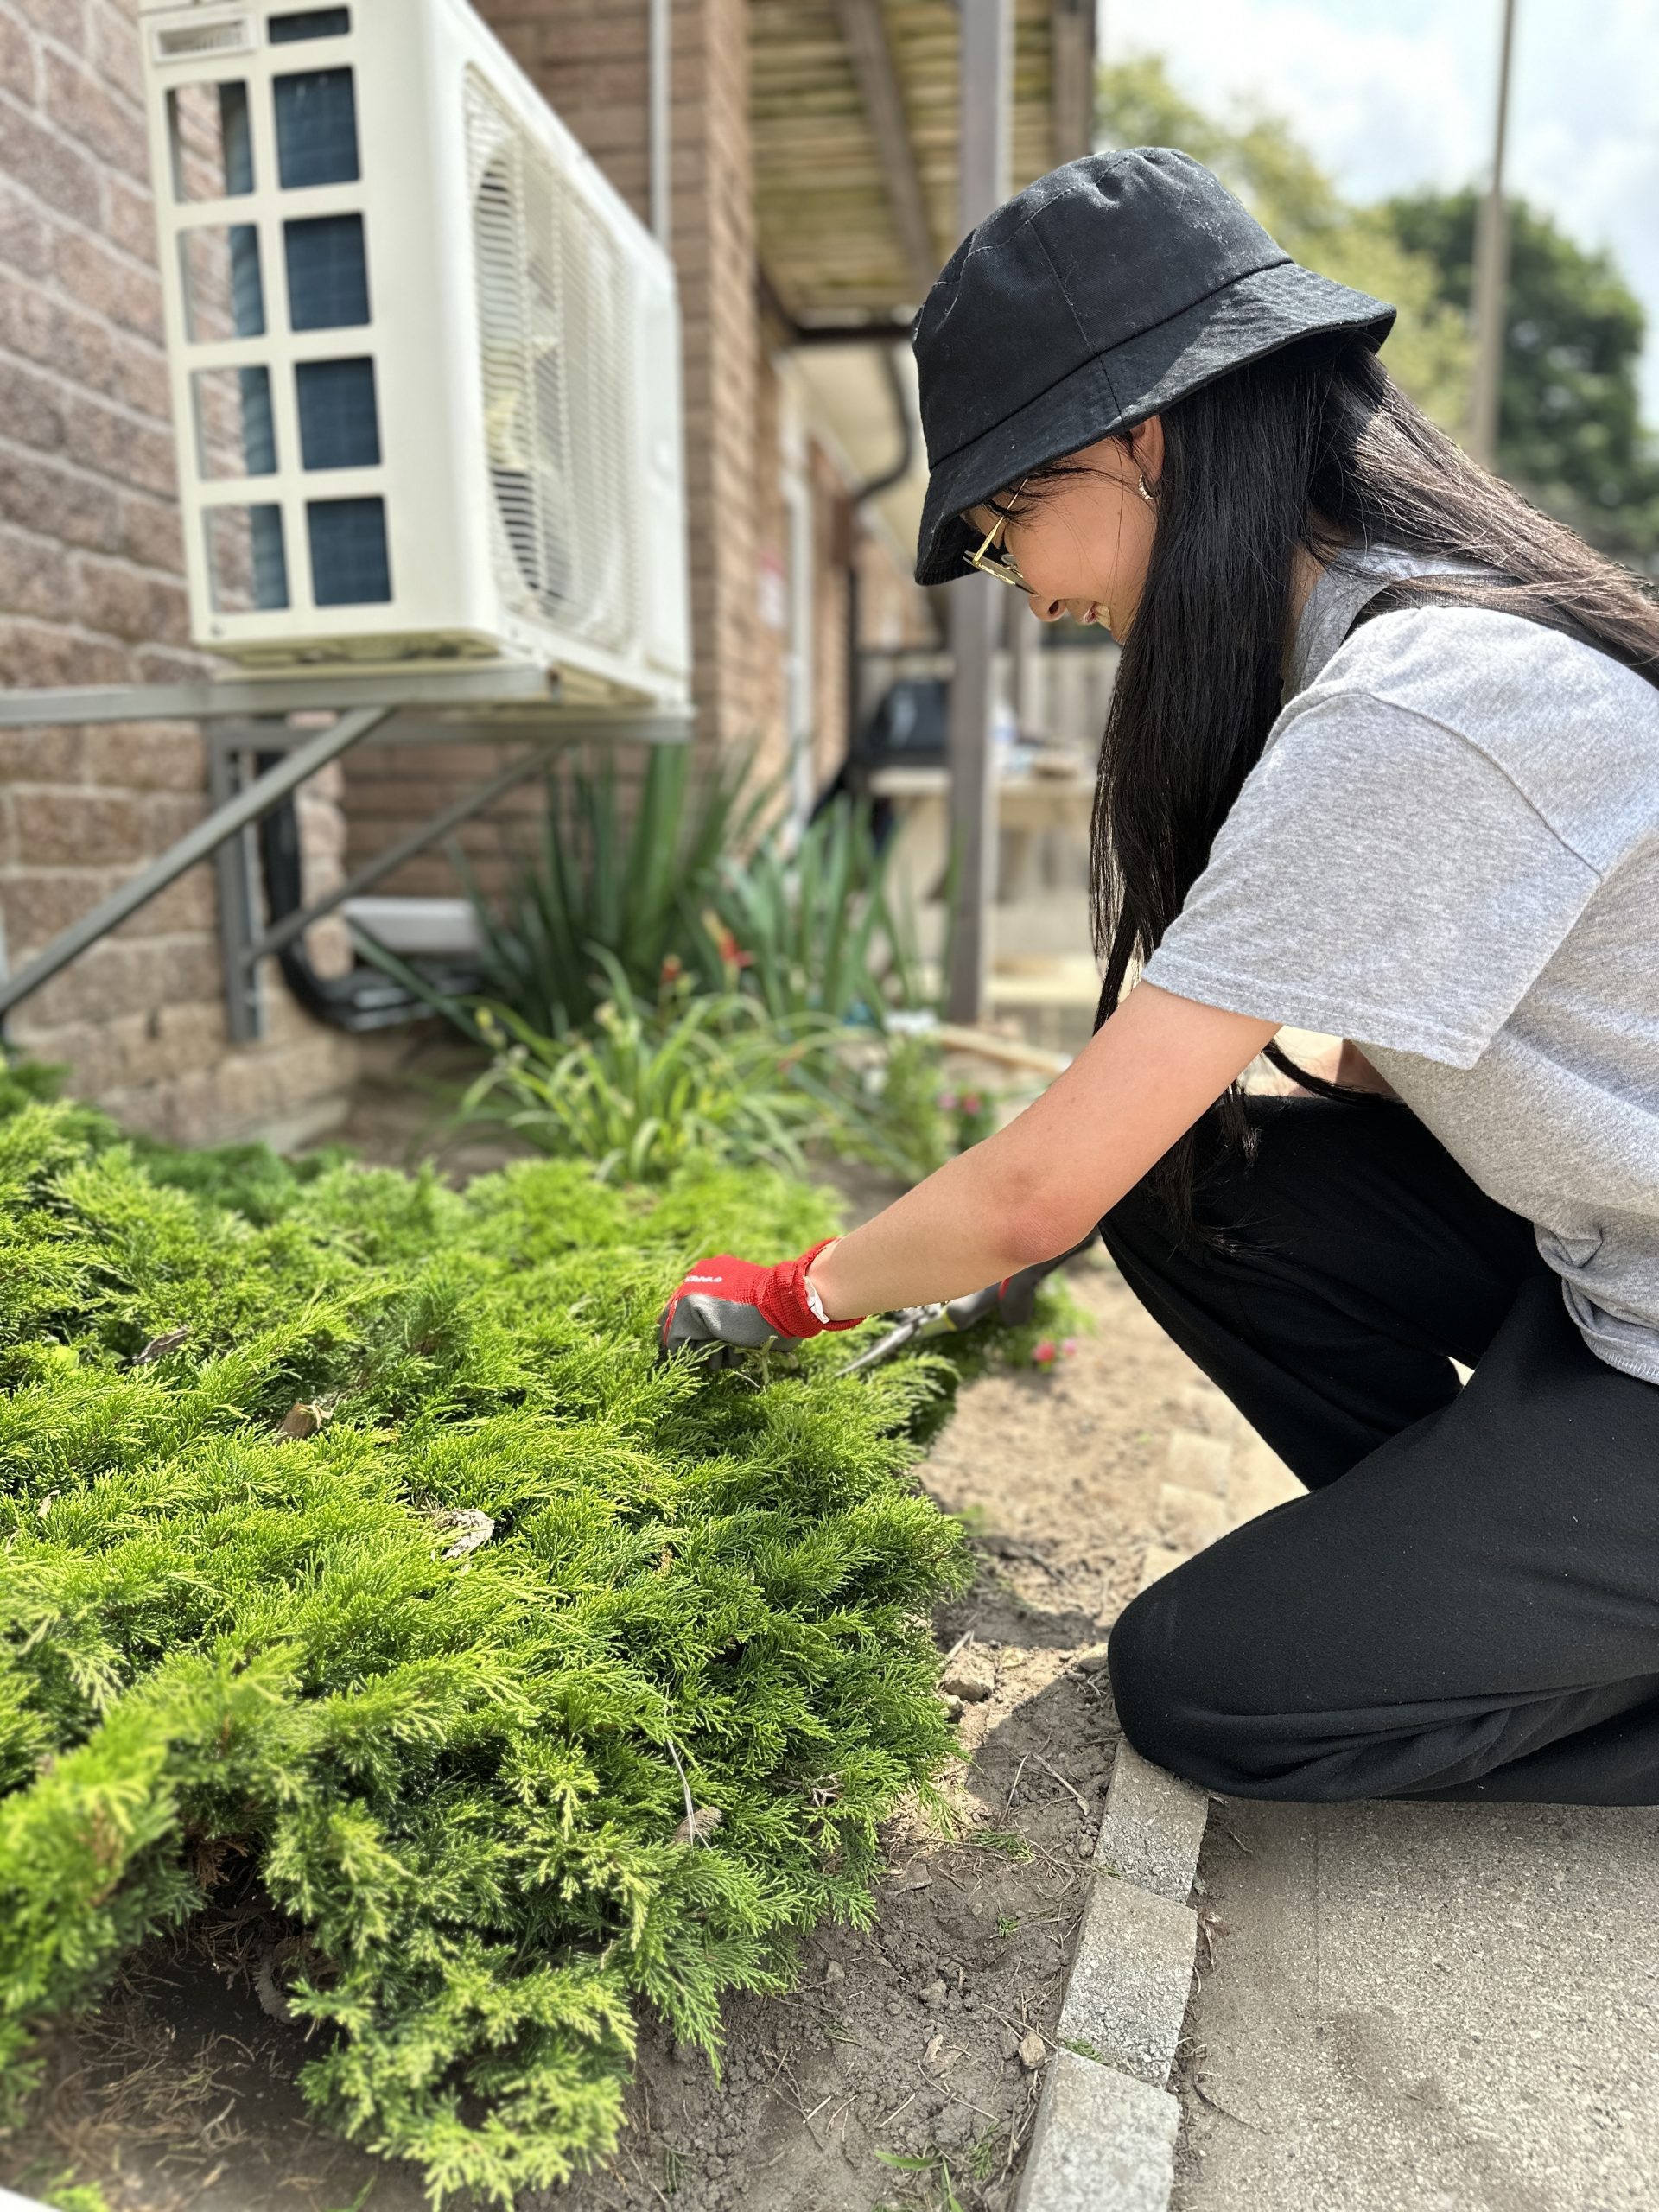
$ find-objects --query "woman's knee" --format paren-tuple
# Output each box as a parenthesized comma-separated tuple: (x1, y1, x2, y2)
(1106, 1576, 1223, 1783)
(1107, 1556, 1344, 1798)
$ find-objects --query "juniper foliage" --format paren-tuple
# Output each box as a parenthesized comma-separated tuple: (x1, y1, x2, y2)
(0, 1106, 973, 2202)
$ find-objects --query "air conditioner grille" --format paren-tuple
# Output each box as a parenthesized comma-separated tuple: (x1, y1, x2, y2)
(465, 70, 639, 654)
(153, 17, 253, 59)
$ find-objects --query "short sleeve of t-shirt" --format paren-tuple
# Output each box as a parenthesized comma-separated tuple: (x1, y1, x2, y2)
(1140, 618, 1605, 1069)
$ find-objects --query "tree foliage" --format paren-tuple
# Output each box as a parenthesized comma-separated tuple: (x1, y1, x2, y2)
(0, 1103, 978, 2202)
(1096, 56, 1474, 431)
(1383, 188, 1659, 563)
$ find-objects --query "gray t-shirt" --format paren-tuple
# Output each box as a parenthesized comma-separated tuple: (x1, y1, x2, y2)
(1141, 544, 1659, 1386)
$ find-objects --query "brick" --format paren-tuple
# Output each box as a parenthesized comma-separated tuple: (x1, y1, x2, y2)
(1156, 1482, 1230, 1553)
(87, 0, 137, 95)
(131, 643, 203, 684)
(113, 865, 213, 938)
(10, 0, 88, 52)
(1165, 1429, 1232, 1499)
(0, 448, 121, 552)
(11, 785, 144, 865)
(0, 353, 67, 452)
(2, 866, 119, 948)
(42, 45, 146, 181)
(103, 169, 155, 265)
(104, 327, 167, 418)
(0, 267, 118, 395)
(1095, 1744, 1211, 1906)
(62, 389, 177, 498)
(24, 934, 217, 1027)
(53, 223, 162, 342)
(1015, 2050, 1179, 2212)
(0, 524, 75, 620)
(0, 721, 83, 782)
(73, 551, 186, 641)
(0, 13, 37, 100)
(0, 616, 128, 685)
(115, 488, 184, 572)
(0, 176, 49, 276)
(0, 101, 99, 226)
(140, 790, 207, 848)
(1055, 1874, 1197, 2089)
(80, 723, 202, 792)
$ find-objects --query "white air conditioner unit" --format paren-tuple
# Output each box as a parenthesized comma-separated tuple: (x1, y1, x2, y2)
(138, 0, 690, 708)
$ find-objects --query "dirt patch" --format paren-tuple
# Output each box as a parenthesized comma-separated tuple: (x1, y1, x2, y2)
(0, 1258, 1211, 2212)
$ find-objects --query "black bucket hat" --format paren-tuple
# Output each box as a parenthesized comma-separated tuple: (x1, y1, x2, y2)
(912, 147, 1395, 587)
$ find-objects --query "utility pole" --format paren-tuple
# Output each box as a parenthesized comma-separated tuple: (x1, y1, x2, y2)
(945, 0, 1012, 1027)
(1468, 0, 1517, 471)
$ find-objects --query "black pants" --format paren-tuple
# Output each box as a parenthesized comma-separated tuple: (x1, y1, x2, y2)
(1101, 1093, 1659, 1805)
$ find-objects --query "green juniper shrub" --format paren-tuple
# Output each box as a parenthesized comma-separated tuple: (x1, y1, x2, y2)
(0, 1103, 985, 2204)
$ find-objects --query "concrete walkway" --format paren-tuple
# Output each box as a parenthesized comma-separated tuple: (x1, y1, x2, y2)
(1178, 1793, 1659, 2212)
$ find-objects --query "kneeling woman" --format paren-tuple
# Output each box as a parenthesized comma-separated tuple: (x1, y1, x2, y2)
(659, 149, 1659, 1807)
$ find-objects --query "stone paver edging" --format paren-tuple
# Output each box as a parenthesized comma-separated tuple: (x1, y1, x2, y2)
(1016, 1405, 1300, 2212)
(1015, 1740, 1209, 2211)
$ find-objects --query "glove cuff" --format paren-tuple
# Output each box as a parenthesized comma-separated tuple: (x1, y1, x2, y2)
(765, 1238, 863, 1338)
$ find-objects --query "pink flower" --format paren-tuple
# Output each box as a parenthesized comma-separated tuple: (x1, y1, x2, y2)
(1061, 1337, 1079, 1358)
(961, 1093, 983, 1116)
(1032, 1338, 1058, 1367)
(937, 1090, 959, 1112)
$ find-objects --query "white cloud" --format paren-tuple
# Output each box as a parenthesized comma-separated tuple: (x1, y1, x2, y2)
(1105, 0, 1659, 417)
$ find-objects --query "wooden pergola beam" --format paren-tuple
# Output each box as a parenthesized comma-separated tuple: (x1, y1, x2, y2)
(832, 0, 938, 298)
(1049, 0, 1095, 166)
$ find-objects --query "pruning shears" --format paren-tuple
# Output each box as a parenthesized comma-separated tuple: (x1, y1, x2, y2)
(835, 1237, 1093, 1377)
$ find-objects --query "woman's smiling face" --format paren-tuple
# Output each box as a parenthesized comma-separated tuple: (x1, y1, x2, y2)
(964, 420, 1165, 639)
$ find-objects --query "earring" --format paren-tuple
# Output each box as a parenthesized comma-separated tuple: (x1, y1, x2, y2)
(1136, 471, 1154, 505)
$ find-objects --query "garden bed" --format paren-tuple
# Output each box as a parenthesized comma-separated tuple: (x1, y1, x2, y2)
(0, 1212, 1211, 2212)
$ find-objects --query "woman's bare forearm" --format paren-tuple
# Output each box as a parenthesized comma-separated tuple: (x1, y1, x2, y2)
(807, 983, 1279, 1320)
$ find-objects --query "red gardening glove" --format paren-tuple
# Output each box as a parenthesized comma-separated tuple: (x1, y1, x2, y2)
(657, 1239, 864, 1362)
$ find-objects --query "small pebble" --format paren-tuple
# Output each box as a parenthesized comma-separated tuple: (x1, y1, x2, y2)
(886, 1997, 904, 2016)
(823, 1961, 846, 1983)
(1019, 2029, 1047, 2071)
(941, 1649, 996, 1702)
(918, 1977, 947, 2007)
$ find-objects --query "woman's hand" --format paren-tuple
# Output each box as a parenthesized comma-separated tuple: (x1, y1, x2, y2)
(657, 1239, 862, 1363)
(806, 982, 1279, 1322)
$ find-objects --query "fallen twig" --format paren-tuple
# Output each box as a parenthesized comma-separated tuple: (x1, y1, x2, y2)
(1032, 1752, 1091, 1818)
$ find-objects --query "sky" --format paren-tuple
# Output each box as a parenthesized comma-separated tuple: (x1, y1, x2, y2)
(1102, 0, 1659, 419)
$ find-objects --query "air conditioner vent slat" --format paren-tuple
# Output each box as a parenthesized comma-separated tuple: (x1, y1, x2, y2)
(154, 17, 254, 59)
(466, 68, 639, 656)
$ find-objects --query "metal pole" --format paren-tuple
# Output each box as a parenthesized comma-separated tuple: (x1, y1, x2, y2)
(649, 0, 672, 251)
(945, 0, 1012, 1027)
(1468, 0, 1517, 470)
(0, 706, 391, 1021)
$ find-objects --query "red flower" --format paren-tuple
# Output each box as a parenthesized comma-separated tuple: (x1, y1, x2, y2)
(1032, 1338, 1058, 1367)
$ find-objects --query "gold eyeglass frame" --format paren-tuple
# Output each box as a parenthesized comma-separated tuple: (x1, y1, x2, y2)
(963, 475, 1032, 591)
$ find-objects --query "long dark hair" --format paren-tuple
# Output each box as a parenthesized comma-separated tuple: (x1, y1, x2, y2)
(997, 337, 1659, 1234)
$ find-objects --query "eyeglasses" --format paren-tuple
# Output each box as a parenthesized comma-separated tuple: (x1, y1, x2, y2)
(964, 477, 1031, 591)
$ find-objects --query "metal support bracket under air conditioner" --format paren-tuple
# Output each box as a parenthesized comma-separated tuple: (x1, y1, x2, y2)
(0, 664, 692, 1043)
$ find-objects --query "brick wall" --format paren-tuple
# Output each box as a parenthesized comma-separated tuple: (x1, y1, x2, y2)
(0, 0, 357, 1146)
